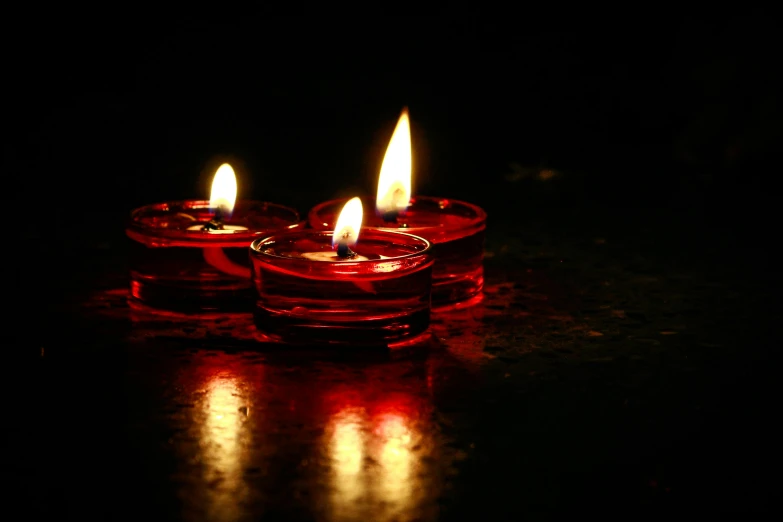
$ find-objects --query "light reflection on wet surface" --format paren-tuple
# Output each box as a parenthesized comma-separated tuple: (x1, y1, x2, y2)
(78, 278, 521, 521)
(34, 201, 767, 520)
(372, 409, 418, 514)
(200, 373, 248, 521)
(327, 407, 365, 517)
(80, 266, 653, 521)
(152, 349, 453, 522)
(321, 394, 434, 522)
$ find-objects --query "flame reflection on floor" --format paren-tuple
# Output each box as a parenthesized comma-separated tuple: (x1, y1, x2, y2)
(324, 395, 432, 522)
(199, 372, 249, 521)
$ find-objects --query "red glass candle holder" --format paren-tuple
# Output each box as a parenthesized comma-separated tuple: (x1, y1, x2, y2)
(126, 200, 300, 313)
(249, 229, 434, 347)
(308, 196, 486, 308)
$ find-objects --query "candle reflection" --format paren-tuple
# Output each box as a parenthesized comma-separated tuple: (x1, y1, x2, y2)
(200, 372, 249, 521)
(373, 412, 415, 505)
(325, 397, 429, 521)
(140, 349, 458, 520)
(327, 407, 367, 517)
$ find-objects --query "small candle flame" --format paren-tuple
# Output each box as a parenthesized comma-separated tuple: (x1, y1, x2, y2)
(333, 197, 363, 247)
(376, 108, 412, 215)
(209, 163, 238, 217)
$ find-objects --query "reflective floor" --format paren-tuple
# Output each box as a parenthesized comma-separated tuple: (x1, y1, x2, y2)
(9, 191, 776, 521)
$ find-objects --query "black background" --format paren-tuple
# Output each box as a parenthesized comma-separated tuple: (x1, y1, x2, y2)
(8, 11, 780, 236)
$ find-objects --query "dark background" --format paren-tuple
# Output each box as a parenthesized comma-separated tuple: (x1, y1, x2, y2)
(8, 12, 780, 239)
(4, 12, 780, 519)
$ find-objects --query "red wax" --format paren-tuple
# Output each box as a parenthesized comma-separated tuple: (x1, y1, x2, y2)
(249, 229, 434, 347)
(126, 200, 300, 313)
(308, 196, 486, 308)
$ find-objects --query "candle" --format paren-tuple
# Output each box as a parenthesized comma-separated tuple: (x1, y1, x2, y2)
(248, 197, 435, 347)
(180, 164, 250, 278)
(308, 108, 487, 309)
(126, 163, 300, 313)
(184, 164, 247, 233)
(300, 198, 370, 262)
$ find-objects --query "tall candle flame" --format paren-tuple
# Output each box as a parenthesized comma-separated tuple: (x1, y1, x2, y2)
(376, 108, 412, 214)
(333, 197, 363, 247)
(209, 163, 238, 217)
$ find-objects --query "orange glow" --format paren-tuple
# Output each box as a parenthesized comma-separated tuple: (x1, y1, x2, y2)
(332, 196, 363, 247)
(209, 163, 238, 216)
(376, 108, 412, 214)
(373, 411, 416, 508)
(331, 408, 364, 476)
(321, 390, 438, 521)
(327, 407, 367, 518)
(199, 371, 249, 519)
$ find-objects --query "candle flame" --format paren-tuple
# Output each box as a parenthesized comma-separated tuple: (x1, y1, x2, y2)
(209, 163, 238, 217)
(333, 197, 363, 247)
(376, 108, 412, 214)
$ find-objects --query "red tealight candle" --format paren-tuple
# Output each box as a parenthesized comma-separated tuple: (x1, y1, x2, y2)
(308, 108, 487, 309)
(126, 163, 300, 313)
(249, 197, 434, 347)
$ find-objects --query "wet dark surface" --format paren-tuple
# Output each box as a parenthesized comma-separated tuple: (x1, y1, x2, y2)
(6, 171, 777, 521)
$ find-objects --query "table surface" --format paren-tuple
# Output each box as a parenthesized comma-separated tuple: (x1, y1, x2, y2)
(6, 174, 776, 521)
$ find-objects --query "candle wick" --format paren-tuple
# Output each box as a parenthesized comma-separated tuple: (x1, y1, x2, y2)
(381, 188, 408, 224)
(203, 206, 225, 230)
(202, 219, 224, 230)
(381, 210, 399, 224)
(336, 239, 357, 259)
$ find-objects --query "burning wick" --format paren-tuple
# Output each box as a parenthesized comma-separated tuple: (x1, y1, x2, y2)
(202, 204, 250, 279)
(302, 197, 375, 292)
(334, 197, 374, 292)
(336, 231, 357, 258)
(332, 196, 362, 258)
(184, 164, 251, 280)
(379, 188, 406, 224)
(376, 108, 412, 226)
(202, 206, 226, 231)
(180, 210, 251, 279)
(379, 189, 413, 229)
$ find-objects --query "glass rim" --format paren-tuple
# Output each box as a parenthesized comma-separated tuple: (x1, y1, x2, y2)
(307, 195, 486, 240)
(126, 199, 301, 247)
(250, 229, 433, 263)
